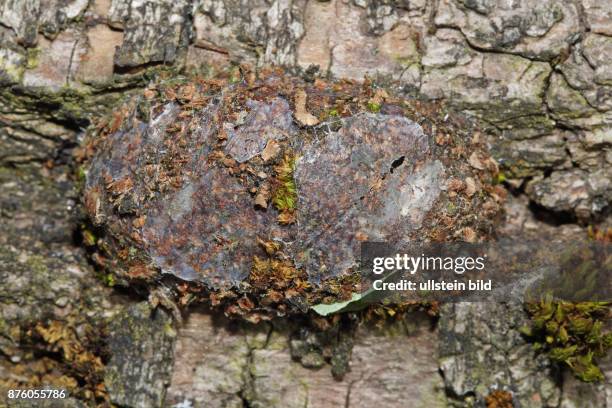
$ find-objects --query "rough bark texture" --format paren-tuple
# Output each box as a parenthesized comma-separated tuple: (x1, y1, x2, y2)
(166, 311, 446, 407)
(0, 0, 610, 407)
(1, 0, 610, 219)
(104, 303, 176, 407)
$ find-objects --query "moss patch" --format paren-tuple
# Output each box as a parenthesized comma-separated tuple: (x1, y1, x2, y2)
(521, 296, 612, 382)
(272, 153, 297, 225)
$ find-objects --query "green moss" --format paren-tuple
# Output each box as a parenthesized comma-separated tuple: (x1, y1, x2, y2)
(75, 165, 87, 191)
(273, 185, 296, 211)
(0, 64, 178, 134)
(0, 87, 92, 126)
(82, 228, 97, 246)
(26, 254, 48, 276)
(0, 51, 26, 82)
(94, 270, 116, 287)
(229, 66, 242, 84)
(272, 154, 297, 213)
(26, 48, 40, 69)
(367, 101, 381, 113)
(521, 295, 612, 382)
(104, 274, 116, 287)
(396, 57, 417, 67)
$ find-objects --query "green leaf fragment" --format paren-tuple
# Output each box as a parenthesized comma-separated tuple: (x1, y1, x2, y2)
(311, 293, 364, 316)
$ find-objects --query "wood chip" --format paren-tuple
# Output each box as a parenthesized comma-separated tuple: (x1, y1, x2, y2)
(132, 216, 146, 228)
(143, 88, 156, 100)
(355, 231, 369, 241)
(238, 296, 255, 311)
(464, 177, 477, 197)
(448, 178, 465, 192)
(471, 131, 481, 144)
(254, 183, 270, 209)
(222, 157, 236, 167)
(370, 88, 389, 105)
(462, 227, 477, 243)
(294, 89, 319, 126)
(468, 152, 486, 170)
(261, 140, 281, 162)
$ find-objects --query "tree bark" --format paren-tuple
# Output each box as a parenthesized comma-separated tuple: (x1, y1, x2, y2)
(0, 0, 610, 407)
